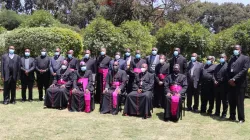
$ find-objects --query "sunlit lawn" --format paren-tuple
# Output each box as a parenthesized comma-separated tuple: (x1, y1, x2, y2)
(0, 89, 250, 140)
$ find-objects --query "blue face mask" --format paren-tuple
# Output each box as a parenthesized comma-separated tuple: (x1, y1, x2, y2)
(152, 50, 157, 55)
(206, 60, 212, 65)
(125, 52, 130, 57)
(81, 66, 87, 71)
(135, 54, 141, 59)
(25, 52, 30, 57)
(173, 51, 179, 56)
(41, 52, 46, 56)
(233, 50, 239, 56)
(100, 51, 105, 55)
(84, 54, 90, 59)
(9, 49, 14, 54)
(68, 54, 72, 59)
(219, 58, 225, 64)
(191, 57, 196, 62)
(55, 52, 60, 56)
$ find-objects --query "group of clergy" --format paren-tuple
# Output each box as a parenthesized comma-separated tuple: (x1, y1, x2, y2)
(1, 45, 249, 123)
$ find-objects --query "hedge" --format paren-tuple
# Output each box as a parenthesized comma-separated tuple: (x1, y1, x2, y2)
(4, 27, 83, 57)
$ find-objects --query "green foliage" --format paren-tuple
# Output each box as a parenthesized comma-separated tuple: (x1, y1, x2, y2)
(0, 10, 24, 30)
(214, 19, 250, 56)
(4, 27, 83, 57)
(119, 20, 156, 56)
(83, 17, 122, 56)
(21, 10, 59, 28)
(156, 21, 213, 57)
(0, 26, 6, 34)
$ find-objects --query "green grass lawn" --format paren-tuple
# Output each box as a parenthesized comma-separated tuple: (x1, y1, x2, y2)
(0, 89, 250, 140)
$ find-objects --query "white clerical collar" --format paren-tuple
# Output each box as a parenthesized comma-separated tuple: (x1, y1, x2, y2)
(9, 53, 14, 59)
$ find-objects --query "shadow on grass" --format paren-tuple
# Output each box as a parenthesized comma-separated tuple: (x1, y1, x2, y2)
(156, 112, 164, 121)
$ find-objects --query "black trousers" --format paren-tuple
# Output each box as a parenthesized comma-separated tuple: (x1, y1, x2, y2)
(200, 81, 214, 113)
(187, 82, 199, 110)
(215, 83, 228, 116)
(3, 76, 17, 103)
(153, 84, 165, 108)
(37, 73, 50, 100)
(21, 78, 34, 101)
(228, 86, 245, 121)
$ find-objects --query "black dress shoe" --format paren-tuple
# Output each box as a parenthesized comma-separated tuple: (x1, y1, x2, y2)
(221, 115, 226, 119)
(239, 120, 245, 124)
(3, 102, 8, 105)
(193, 109, 199, 113)
(213, 113, 220, 117)
(11, 101, 16, 104)
(187, 108, 192, 111)
(228, 116, 236, 121)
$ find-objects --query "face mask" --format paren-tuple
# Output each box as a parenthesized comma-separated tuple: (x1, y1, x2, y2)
(81, 66, 87, 71)
(113, 66, 119, 71)
(152, 50, 157, 55)
(206, 60, 212, 65)
(61, 65, 67, 70)
(174, 70, 179, 74)
(135, 54, 141, 59)
(100, 51, 105, 55)
(25, 52, 30, 57)
(84, 54, 90, 59)
(173, 51, 178, 56)
(219, 58, 225, 64)
(68, 54, 72, 59)
(159, 59, 165, 64)
(41, 52, 46, 56)
(55, 52, 60, 56)
(125, 52, 130, 57)
(115, 55, 120, 60)
(141, 68, 146, 73)
(233, 50, 239, 56)
(191, 57, 196, 62)
(9, 49, 14, 54)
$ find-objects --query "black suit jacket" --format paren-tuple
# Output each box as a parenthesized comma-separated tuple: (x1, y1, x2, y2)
(20, 57, 36, 81)
(187, 61, 203, 88)
(227, 54, 249, 87)
(169, 55, 187, 74)
(1, 53, 21, 81)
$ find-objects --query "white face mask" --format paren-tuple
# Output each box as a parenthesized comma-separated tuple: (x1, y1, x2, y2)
(141, 68, 146, 73)
(61, 65, 67, 70)
(159, 59, 165, 64)
(115, 55, 120, 60)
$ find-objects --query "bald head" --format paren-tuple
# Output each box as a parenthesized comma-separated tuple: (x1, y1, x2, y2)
(113, 61, 119, 71)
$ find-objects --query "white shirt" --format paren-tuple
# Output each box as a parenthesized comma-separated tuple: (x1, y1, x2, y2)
(9, 54, 14, 59)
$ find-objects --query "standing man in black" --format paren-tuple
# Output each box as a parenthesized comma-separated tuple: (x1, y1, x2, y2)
(200, 56, 217, 115)
(50, 48, 64, 84)
(169, 48, 187, 74)
(79, 50, 96, 80)
(227, 45, 249, 123)
(66, 50, 78, 71)
(213, 53, 228, 118)
(186, 53, 203, 112)
(1, 46, 21, 105)
(20, 49, 36, 102)
(146, 47, 160, 74)
(36, 48, 51, 101)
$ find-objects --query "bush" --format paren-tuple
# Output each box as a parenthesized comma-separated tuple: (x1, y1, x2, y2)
(4, 27, 83, 57)
(0, 26, 6, 34)
(21, 10, 59, 28)
(0, 10, 24, 30)
(83, 17, 123, 57)
(119, 21, 156, 56)
(156, 21, 213, 57)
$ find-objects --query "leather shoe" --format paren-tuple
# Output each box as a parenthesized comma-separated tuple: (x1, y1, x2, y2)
(228, 116, 236, 121)
(3, 101, 8, 105)
(187, 108, 192, 111)
(239, 120, 245, 124)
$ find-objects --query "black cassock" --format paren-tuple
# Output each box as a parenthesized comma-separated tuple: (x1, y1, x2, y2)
(123, 71, 154, 118)
(125, 58, 146, 93)
(96, 55, 112, 103)
(44, 69, 73, 108)
(100, 70, 127, 115)
(169, 55, 187, 74)
(154, 62, 170, 108)
(66, 57, 78, 71)
(227, 54, 249, 121)
(164, 74, 187, 120)
(68, 70, 94, 112)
